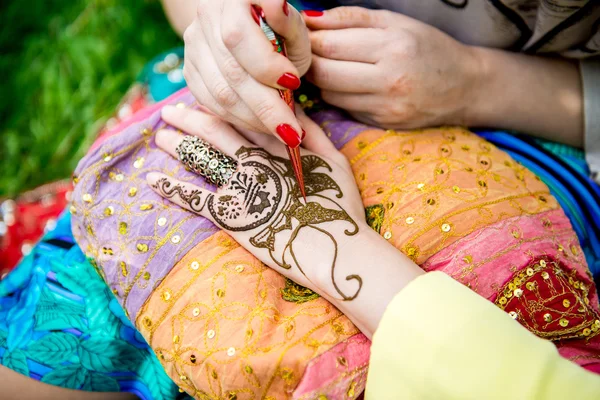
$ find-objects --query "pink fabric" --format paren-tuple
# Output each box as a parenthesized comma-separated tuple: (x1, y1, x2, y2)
(293, 334, 370, 399)
(90, 88, 192, 152)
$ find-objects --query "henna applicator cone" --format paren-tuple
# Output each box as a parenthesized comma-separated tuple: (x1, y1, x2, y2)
(252, 4, 307, 201)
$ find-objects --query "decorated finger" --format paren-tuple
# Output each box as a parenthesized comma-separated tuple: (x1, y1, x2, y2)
(159, 106, 253, 157)
(146, 172, 216, 220)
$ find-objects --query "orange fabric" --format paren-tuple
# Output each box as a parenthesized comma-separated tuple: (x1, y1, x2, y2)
(135, 231, 363, 399)
(339, 127, 557, 264)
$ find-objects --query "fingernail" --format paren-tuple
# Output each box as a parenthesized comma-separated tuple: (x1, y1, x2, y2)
(301, 129, 306, 140)
(276, 124, 301, 148)
(282, 0, 289, 16)
(251, 5, 260, 25)
(277, 73, 301, 90)
(302, 10, 323, 17)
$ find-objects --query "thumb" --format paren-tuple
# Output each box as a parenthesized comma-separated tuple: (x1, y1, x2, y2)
(302, 6, 388, 30)
(261, 2, 312, 75)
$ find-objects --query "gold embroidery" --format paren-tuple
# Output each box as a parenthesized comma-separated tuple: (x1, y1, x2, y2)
(365, 204, 385, 234)
(494, 259, 600, 341)
(281, 278, 320, 303)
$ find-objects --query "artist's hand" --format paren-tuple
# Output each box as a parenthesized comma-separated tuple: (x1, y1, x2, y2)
(182, 0, 311, 145)
(304, 7, 481, 129)
(148, 105, 424, 337)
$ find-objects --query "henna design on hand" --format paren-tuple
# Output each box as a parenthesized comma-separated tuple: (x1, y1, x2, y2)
(154, 146, 362, 301)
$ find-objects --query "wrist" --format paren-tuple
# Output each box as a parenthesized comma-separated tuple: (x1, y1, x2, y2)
(461, 45, 492, 128)
(329, 225, 424, 338)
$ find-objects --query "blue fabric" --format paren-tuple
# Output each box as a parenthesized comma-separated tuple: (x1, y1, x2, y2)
(0, 212, 180, 399)
(477, 131, 600, 293)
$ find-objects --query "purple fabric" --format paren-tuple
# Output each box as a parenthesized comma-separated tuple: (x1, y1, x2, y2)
(71, 89, 373, 319)
(72, 91, 218, 319)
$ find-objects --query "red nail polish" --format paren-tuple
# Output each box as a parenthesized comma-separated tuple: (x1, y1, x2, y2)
(282, 0, 289, 16)
(276, 124, 301, 148)
(301, 129, 306, 140)
(302, 10, 323, 17)
(277, 73, 301, 90)
(251, 5, 260, 25)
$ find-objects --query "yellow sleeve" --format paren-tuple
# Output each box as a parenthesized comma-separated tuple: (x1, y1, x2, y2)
(366, 271, 600, 400)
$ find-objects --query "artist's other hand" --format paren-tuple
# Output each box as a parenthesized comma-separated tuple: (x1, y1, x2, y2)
(148, 105, 423, 337)
(304, 7, 481, 129)
(182, 0, 311, 145)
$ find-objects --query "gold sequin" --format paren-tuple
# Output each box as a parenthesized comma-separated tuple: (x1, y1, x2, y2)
(462, 255, 472, 264)
(190, 261, 199, 270)
(178, 389, 184, 393)
(583, 328, 591, 337)
(192, 307, 200, 317)
(509, 311, 518, 319)
(227, 393, 237, 400)
(441, 223, 451, 232)
(299, 94, 308, 103)
(406, 217, 415, 224)
(157, 217, 167, 226)
(180, 375, 187, 381)
(227, 347, 236, 357)
(162, 289, 172, 302)
(216, 289, 225, 298)
(211, 370, 218, 379)
(417, 183, 425, 190)
(128, 187, 137, 197)
(207, 330, 215, 339)
(104, 206, 114, 216)
(246, 329, 253, 338)
(526, 268, 534, 276)
(452, 185, 460, 193)
(143, 317, 151, 328)
(542, 271, 550, 280)
(426, 198, 436, 206)
(137, 243, 148, 253)
(104, 155, 113, 162)
(120, 261, 128, 277)
(171, 235, 181, 244)
(119, 222, 127, 235)
(478, 180, 487, 188)
(133, 157, 145, 169)
(570, 245, 579, 256)
(544, 313, 552, 322)
(143, 271, 151, 280)
(359, 173, 366, 181)
(538, 195, 547, 203)
(190, 354, 196, 363)
(526, 282, 536, 291)
(499, 296, 507, 305)
(574, 281, 581, 289)
(244, 365, 253, 374)
(141, 128, 151, 136)
(357, 141, 367, 149)
(235, 264, 244, 273)
(337, 356, 348, 367)
(559, 318, 569, 327)
(173, 335, 180, 344)
(140, 204, 153, 211)
(563, 299, 571, 308)
(115, 174, 124, 182)
(383, 231, 392, 240)
(83, 194, 92, 203)
(70, 205, 77, 214)
(376, 187, 384, 194)
(540, 260, 547, 267)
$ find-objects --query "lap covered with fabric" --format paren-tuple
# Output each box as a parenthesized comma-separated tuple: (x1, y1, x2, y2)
(70, 88, 600, 399)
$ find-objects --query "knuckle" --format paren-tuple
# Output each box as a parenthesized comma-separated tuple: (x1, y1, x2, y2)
(221, 24, 244, 50)
(252, 99, 277, 124)
(221, 57, 247, 86)
(317, 35, 337, 57)
(212, 81, 239, 109)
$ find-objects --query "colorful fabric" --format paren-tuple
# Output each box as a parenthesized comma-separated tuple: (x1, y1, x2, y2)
(0, 211, 179, 399)
(69, 87, 599, 399)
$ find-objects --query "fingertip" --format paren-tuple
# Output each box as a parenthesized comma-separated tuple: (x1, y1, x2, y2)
(146, 171, 163, 187)
(161, 105, 178, 120)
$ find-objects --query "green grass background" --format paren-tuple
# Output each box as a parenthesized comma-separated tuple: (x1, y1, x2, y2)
(0, 0, 181, 197)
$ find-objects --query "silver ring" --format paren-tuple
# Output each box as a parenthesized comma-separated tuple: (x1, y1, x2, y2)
(175, 135, 237, 187)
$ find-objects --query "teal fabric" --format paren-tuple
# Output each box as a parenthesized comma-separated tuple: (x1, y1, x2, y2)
(0, 212, 179, 399)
